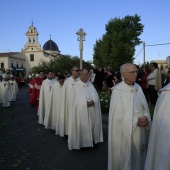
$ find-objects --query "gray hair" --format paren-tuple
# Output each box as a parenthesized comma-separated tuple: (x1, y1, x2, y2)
(120, 63, 134, 73)
(120, 64, 126, 73)
(80, 68, 88, 75)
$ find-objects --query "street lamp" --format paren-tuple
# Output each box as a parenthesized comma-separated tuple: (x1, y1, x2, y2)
(76, 28, 86, 69)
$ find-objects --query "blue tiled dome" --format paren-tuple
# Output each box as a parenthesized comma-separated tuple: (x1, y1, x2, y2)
(43, 39, 59, 51)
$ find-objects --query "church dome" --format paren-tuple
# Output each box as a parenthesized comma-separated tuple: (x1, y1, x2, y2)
(43, 39, 59, 51)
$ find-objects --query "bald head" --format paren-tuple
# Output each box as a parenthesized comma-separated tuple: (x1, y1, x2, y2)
(120, 63, 135, 73)
(120, 63, 138, 85)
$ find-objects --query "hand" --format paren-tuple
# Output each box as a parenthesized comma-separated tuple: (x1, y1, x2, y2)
(87, 100, 94, 107)
(137, 116, 148, 127)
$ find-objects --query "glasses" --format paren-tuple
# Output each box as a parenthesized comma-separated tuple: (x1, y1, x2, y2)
(73, 70, 79, 72)
(125, 70, 138, 74)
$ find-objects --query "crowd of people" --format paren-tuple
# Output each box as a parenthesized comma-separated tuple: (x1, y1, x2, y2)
(28, 67, 103, 150)
(0, 74, 18, 108)
(27, 63, 170, 170)
(1, 61, 170, 170)
(91, 62, 169, 107)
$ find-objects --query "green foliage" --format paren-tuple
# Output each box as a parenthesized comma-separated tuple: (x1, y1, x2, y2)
(148, 104, 155, 120)
(93, 14, 144, 70)
(31, 54, 93, 74)
(98, 91, 111, 114)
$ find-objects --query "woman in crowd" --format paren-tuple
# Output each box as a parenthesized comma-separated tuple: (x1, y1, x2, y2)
(104, 68, 114, 91)
(112, 71, 122, 86)
(141, 65, 150, 103)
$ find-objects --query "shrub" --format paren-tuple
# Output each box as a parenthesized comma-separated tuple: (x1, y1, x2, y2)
(98, 91, 111, 114)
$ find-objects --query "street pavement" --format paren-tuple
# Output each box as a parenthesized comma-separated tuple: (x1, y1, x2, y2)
(0, 86, 109, 170)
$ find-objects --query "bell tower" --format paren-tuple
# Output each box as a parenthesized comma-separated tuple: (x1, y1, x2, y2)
(22, 22, 41, 51)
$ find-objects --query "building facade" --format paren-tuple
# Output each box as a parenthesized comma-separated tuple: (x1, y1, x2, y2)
(151, 60, 169, 72)
(0, 52, 25, 76)
(21, 23, 60, 76)
(0, 23, 60, 77)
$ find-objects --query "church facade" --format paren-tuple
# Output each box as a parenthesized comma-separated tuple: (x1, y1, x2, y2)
(0, 23, 60, 77)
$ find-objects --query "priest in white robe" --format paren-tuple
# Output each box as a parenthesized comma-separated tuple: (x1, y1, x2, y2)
(108, 63, 151, 170)
(9, 75, 18, 101)
(59, 66, 80, 136)
(144, 83, 170, 170)
(37, 71, 57, 124)
(44, 74, 65, 131)
(0, 74, 11, 107)
(68, 68, 103, 150)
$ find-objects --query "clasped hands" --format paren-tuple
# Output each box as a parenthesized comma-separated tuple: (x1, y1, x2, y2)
(137, 116, 148, 127)
(87, 100, 94, 107)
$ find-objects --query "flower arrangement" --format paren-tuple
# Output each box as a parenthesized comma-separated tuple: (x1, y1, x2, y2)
(98, 91, 111, 114)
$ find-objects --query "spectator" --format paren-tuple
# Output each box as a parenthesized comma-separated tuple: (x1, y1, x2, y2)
(147, 62, 162, 106)
(141, 66, 150, 103)
(112, 71, 122, 86)
(93, 67, 104, 91)
(89, 69, 96, 85)
(104, 68, 114, 89)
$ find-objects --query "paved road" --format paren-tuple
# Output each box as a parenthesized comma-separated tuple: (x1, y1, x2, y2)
(0, 86, 108, 170)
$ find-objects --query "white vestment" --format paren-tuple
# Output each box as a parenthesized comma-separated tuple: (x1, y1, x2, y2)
(68, 80, 103, 150)
(145, 83, 170, 170)
(108, 81, 151, 170)
(0, 81, 11, 107)
(59, 76, 79, 136)
(9, 80, 18, 101)
(37, 78, 57, 124)
(44, 82, 62, 131)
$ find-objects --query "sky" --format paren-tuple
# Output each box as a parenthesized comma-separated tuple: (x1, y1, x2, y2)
(0, 0, 170, 66)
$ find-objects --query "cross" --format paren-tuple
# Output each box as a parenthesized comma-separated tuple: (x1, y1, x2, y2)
(32, 19, 34, 26)
(49, 34, 52, 40)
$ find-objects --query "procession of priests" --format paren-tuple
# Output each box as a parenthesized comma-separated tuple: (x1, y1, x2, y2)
(28, 63, 170, 170)
(35, 67, 103, 150)
(0, 74, 18, 108)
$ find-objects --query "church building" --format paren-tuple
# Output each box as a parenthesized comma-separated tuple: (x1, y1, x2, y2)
(0, 23, 60, 77)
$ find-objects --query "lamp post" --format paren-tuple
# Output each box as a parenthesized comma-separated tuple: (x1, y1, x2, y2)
(76, 28, 86, 69)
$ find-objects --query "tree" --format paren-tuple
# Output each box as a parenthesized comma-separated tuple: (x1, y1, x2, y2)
(31, 54, 93, 74)
(93, 14, 144, 70)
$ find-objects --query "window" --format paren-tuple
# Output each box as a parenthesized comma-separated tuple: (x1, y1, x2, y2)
(1, 63, 4, 68)
(17, 64, 18, 68)
(11, 63, 13, 68)
(30, 54, 34, 61)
